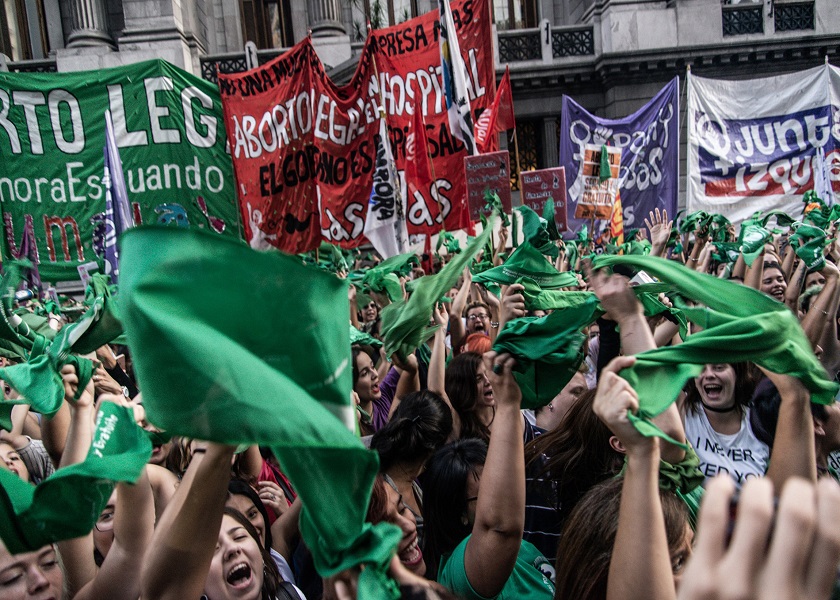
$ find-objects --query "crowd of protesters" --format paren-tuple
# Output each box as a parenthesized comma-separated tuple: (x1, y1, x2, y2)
(2, 200, 840, 600)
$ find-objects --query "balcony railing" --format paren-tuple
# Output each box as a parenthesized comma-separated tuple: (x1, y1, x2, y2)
(497, 29, 541, 62)
(774, 2, 815, 31)
(722, 4, 764, 36)
(200, 48, 288, 83)
(552, 26, 595, 58)
(6, 58, 57, 73)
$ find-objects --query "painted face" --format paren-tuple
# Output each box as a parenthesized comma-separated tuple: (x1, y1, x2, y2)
(466, 307, 490, 334)
(384, 485, 426, 576)
(0, 543, 63, 600)
(0, 443, 29, 483)
(93, 490, 117, 559)
(205, 515, 264, 600)
(226, 494, 266, 548)
(694, 364, 737, 411)
(760, 267, 787, 302)
(362, 302, 378, 323)
(805, 271, 826, 289)
(475, 362, 494, 407)
(354, 353, 380, 405)
(671, 523, 694, 591)
(541, 372, 587, 431)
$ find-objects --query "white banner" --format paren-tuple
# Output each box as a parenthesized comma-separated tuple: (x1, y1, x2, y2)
(687, 64, 840, 224)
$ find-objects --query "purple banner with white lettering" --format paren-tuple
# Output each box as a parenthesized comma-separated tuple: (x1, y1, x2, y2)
(559, 77, 679, 237)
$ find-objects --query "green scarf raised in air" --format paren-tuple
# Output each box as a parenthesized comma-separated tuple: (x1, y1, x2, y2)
(591, 255, 838, 442)
(381, 214, 497, 361)
(119, 227, 402, 599)
(0, 402, 151, 554)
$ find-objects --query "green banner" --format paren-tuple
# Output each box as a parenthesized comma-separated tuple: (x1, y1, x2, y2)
(0, 60, 242, 281)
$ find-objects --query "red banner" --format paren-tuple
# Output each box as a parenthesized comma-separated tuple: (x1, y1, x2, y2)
(218, 0, 494, 254)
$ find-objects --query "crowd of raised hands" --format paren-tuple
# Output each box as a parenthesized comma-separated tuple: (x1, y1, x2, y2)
(2, 204, 840, 600)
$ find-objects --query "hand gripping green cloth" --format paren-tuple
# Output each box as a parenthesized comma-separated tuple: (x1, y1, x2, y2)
(788, 224, 829, 271)
(472, 242, 578, 289)
(591, 255, 838, 441)
(0, 402, 151, 554)
(515, 203, 560, 258)
(381, 215, 497, 361)
(119, 227, 402, 599)
(492, 295, 600, 409)
(361, 253, 418, 303)
(0, 272, 122, 418)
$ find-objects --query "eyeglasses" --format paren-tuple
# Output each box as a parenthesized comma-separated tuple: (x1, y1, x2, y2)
(95, 510, 114, 532)
(467, 314, 490, 321)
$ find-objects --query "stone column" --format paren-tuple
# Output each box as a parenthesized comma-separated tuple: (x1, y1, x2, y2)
(307, 0, 345, 36)
(65, 0, 114, 48)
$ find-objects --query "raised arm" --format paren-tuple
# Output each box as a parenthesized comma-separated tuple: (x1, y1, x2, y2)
(427, 303, 461, 438)
(76, 464, 156, 600)
(463, 353, 524, 598)
(784, 258, 807, 313)
(587, 266, 685, 463)
(645, 209, 673, 259)
(761, 370, 816, 489)
(449, 269, 471, 354)
(141, 443, 236, 600)
(594, 356, 675, 600)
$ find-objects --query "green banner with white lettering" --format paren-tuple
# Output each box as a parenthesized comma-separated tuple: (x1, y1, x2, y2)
(0, 59, 242, 281)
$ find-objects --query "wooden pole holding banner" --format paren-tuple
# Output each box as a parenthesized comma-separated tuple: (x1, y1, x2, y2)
(511, 127, 523, 250)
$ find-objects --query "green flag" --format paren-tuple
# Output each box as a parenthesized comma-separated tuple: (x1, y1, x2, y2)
(119, 227, 401, 598)
(599, 144, 611, 183)
(0, 402, 151, 554)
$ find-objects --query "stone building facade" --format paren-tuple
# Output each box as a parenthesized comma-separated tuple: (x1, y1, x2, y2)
(2, 0, 839, 206)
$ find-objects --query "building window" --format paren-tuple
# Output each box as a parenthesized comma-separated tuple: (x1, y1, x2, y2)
(721, 1, 764, 36)
(240, 0, 294, 49)
(508, 119, 540, 191)
(351, 0, 418, 41)
(494, 0, 538, 31)
(0, 0, 50, 61)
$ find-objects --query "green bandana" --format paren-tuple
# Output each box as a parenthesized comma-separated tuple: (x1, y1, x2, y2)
(789, 224, 829, 270)
(380, 216, 497, 361)
(0, 272, 122, 418)
(591, 255, 838, 442)
(119, 227, 401, 598)
(493, 295, 599, 408)
(0, 402, 151, 554)
(472, 243, 578, 289)
(678, 211, 711, 235)
(599, 144, 611, 182)
(515, 205, 559, 258)
(360, 253, 418, 302)
(738, 223, 772, 267)
(350, 326, 383, 349)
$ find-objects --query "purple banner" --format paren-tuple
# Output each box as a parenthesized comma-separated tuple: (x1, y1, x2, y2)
(559, 77, 679, 237)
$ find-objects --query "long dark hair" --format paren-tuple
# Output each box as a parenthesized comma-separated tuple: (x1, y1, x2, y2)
(525, 389, 624, 523)
(553, 478, 688, 600)
(222, 507, 283, 599)
(445, 352, 491, 442)
(228, 478, 273, 551)
(352, 345, 378, 436)
(370, 390, 453, 472)
(421, 438, 487, 577)
(683, 362, 757, 418)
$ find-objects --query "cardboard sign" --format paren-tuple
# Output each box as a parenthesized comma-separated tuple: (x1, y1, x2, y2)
(574, 145, 621, 220)
(519, 167, 568, 232)
(465, 151, 512, 222)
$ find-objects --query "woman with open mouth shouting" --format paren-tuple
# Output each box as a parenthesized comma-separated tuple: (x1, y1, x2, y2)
(682, 363, 770, 487)
(141, 444, 305, 600)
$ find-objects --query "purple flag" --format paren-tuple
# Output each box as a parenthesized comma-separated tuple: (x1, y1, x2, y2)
(103, 111, 133, 284)
(559, 77, 679, 237)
